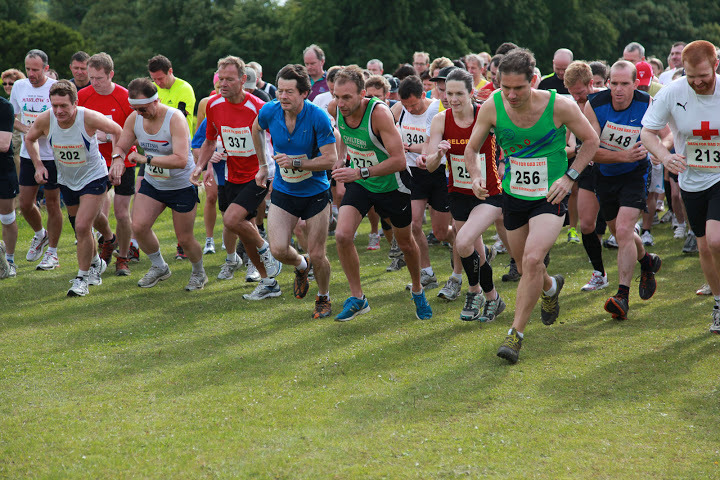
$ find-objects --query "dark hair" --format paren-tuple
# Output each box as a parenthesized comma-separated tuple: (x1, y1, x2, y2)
(589, 60, 609, 81)
(26, 49, 49, 67)
(276, 64, 312, 94)
(71, 51, 90, 63)
(128, 77, 158, 99)
(327, 65, 343, 84)
(452, 59, 467, 70)
(49, 79, 77, 103)
(495, 42, 519, 56)
(393, 63, 416, 80)
(446, 69, 473, 93)
(498, 48, 536, 82)
(365, 74, 390, 94)
(398, 75, 424, 99)
(147, 55, 172, 74)
(334, 65, 365, 93)
(490, 54, 504, 69)
(419, 70, 430, 81)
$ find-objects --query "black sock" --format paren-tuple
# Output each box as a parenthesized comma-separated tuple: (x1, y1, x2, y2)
(68, 215, 76, 234)
(582, 232, 604, 274)
(639, 252, 653, 271)
(642, 229, 650, 235)
(479, 260, 494, 293)
(460, 250, 480, 287)
(617, 284, 630, 300)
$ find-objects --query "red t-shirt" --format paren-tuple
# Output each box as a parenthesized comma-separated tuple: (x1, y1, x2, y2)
(78, 84, 134, 167)
(445, 107, 501, 196)
(205, 93, 266, 184)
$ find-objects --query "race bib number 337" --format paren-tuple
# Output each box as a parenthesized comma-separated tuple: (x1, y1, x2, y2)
(221, 126, 255, 157)
(509, 156, 548, 197)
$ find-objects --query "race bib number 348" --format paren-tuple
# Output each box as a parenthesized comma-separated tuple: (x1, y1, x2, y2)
(509, 156, 548, 197)
(686, 140, 720, 174)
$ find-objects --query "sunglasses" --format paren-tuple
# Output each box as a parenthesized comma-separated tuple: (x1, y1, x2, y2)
(2, 82, 13, 86)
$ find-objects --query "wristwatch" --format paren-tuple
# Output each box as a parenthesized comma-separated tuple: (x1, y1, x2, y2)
(146, 154, 153, 166)
(292, 157, 303, 169)
(111, 153, 122, 161)
(565, 168, 580, 181)
(360, 167, 370, 179)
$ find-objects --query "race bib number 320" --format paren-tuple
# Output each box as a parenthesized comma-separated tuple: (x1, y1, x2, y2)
(221, 126, 255, 157)
(146, 164, 170, 180)
(686, 140, 720, 174)
(508, 156, 548, 197)
(278, 154, 312, 183)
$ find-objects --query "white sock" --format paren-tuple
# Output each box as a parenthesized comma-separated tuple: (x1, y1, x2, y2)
(206, 237, 214, 243)
(715, 296, 720, 308)
(509, 328, 524, 339)
(130, 239, 139, 248)
(78, 269, 89, 279)
(297, 256, 308, 271)
(451, 272, 462, 281)
(47, 247, 57, 255)
(192, 260, 204, 274)
(543, 276, 557, 296)
(34, 228, 46, 239)
(422, 267, 434, 276)
(91, 253, 101, 266)
(148, 250, 166, 268)
(257, 240, 269, 253)
(318, 292, 329, 299)
(227, 252, 238, 263)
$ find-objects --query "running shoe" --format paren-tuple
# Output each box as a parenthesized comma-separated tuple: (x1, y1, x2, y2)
(128, 244, 140, 263)
(312, 295, 332, 319)
(294, 255, 312, 299)
(0, 241, 9, 279)
(406, 270, 439, 290)
(673, 223, 686, 239)
(138, 264, 171, 288)
(437, 276, 462, 301)
(502, 260, 521, 282)
(497, 328, 523, 364)
(26, 231, 49, 261)
(604, 295, 629, 320)
(100, 234, 118, 264)
(460, 291, 484, 321)
(258, 247, 282, 278)
(88, 258, 107, 286)
(367, 233, 381, 251)
(697, 283, 712, 296)
(412, 290, 433, 320)
(243, 279, 281, 300)
(479, 295, 506, 323)
(426, 232, 440, 245)
(540, 274, 564, 325)
(203, 238, 216, 255)
(638, 253, 661, 300)
(581, 271, 609, 291)
(36, 250, 59, 270)
(659, 210, 674, 224)
(682, 231, 698, 254)
(185, 270, 209, 291)
(175, 244, 187, 260)
(652, 212, 660, 225)
(388, 238, 402, 258)
(485, 244, 497, 265)
(115, 256, 131, 276)
(641, 230, 654, 246)
(218, 257, 241, 280)
(6, 261, 16, 278)
(711, 308, 720, 335)
(386, 257, 406, 272)
(335, 296, 370, 322)
(67, 277, 89, 297)
(603, 235, 618, 249)
(246, 260, 261, 282)
(328, 214, 337, 234)
(492, 239, 507, 254)
(567, 227, 580, 244)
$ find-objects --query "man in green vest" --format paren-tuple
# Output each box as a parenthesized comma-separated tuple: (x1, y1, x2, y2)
(465, 48, 599, 363)
(329, 65, 432, 322)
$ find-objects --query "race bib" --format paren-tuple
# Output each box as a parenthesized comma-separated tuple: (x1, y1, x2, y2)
(146, 164, 170, 180)
(21, 110, 40, 127)
(686, 140, 720, 174)
(508, 156, 548, 197)
(400, 124, 427, 146)
(347, 147, 379, 169)
(449, 153, 485, 190)
(221, 126, 255, 157)
(278, 154, 312, 183)
(599, 121, 641, 152)
(52, 144, 87, 168)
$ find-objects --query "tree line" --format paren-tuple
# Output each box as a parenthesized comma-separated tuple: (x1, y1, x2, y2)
(2, 0, 719, 107)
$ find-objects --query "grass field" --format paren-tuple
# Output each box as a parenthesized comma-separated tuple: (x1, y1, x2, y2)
(1, 197, 719, 479)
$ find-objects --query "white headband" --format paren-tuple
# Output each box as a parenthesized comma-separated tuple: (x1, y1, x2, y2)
(128, 93, 158, 106)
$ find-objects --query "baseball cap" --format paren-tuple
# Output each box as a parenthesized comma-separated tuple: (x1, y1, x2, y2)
(244, 67, 258, 89)
(635, 61, 653, 87)
(388, 77, 399, 93)
(430, 66, 458, 82)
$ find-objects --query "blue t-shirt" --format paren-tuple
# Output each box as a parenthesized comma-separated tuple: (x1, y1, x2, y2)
(258, 99, 335, 197)
(590, 89, 650, 176)
(192, 118, 226, 186)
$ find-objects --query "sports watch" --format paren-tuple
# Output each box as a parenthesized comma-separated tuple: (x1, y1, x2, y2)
(145, 154, 153, 166)
(360, 167, 370, 179)
(565, 168, 579, 181)
(292, 157, 303, 169)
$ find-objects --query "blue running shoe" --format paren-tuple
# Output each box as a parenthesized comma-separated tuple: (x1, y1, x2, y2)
(412, 290, 433, 320)
(335, 296, 370, 322)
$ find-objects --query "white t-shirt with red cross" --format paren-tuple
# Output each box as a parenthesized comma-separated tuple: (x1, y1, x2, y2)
(643, 75, 720, 192)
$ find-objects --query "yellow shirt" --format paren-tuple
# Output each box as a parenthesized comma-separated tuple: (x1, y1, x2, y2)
(155, 77, 196, 133)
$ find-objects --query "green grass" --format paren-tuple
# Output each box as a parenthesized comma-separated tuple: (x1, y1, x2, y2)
(2, 197, 719, 479)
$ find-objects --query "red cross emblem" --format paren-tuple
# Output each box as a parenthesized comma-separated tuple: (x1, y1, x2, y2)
(693, 121, 719, 140)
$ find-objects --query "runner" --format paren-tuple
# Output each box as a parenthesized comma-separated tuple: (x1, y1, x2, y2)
(304, 45, 329, 101)
(112, 77, 207, 291)
(252, 64, 337, 318)
(641, 40, 720, 333)
(78, 52, 135, 275)
(0, 92, 17, 279)
(464, 48, 599, 363)
(10, 49, 62, 271)
(329, 65, 432, 321)
(190, 56, 281, 299)
(585, 60, 664, 320)
(421, 68, 504, 321)
(25, 80, 121, 296)
(69, 51, 90, 91)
